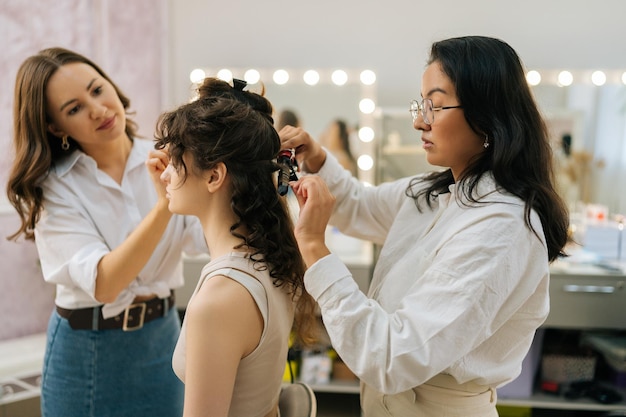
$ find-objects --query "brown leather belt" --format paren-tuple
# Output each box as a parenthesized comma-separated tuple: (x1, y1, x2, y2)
(56, 292, 175, 331)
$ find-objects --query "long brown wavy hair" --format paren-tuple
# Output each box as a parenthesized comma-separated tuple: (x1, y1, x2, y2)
(6, 47, 138, 241)
(154, 77, 317, 346)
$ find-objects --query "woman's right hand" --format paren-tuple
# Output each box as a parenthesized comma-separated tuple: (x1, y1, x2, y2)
(278, 126, 327, 174)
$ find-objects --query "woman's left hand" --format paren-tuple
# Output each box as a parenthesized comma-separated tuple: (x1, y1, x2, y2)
(290, 176, 335, 267)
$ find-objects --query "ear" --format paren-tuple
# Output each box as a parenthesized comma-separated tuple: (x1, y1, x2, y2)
(206, 162, 228, 193)
(47, 123, 65, 139)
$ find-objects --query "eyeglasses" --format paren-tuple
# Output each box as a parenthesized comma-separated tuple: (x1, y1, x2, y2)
(409, 98, 463, 125)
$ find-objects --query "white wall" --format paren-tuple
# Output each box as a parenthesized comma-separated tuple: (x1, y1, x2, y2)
(167, 0, 626, 108)
(0, 0, 166, 340)
(167, 0, 626, 213)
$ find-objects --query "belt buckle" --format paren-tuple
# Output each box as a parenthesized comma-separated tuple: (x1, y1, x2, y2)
(123, 302, 147, 331)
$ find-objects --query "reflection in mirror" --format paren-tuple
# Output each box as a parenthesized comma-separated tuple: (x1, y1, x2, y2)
(268, 83, 361, 138)
(188, 68, 377, 184)
(532, 83, 626, 216)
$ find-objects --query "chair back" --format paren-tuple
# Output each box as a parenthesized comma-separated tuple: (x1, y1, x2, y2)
(278, 382, 317, 417)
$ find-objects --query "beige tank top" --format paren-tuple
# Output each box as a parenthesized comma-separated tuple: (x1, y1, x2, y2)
(172, 252, 295, 417)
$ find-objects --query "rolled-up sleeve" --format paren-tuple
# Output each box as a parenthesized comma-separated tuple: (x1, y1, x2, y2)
(35, 182, 110, 301)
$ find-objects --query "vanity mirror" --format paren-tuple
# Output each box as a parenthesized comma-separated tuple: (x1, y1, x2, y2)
(186, 67, 378, 183)
(532, 81, 626, 215)
(372, 74, 626, 217)
(184, 66, 626, 214)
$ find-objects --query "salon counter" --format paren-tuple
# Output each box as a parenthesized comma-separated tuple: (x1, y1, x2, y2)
(0, 333, 45, 416)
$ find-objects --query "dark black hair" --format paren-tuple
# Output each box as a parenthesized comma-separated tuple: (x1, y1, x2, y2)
(408, 36, 569, 261)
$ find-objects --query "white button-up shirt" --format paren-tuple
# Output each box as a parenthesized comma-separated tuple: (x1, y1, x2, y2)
(304, 152, 550, 394)
(35, 139, 207, 318)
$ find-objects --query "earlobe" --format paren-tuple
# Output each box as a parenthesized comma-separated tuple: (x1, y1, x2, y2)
(47, 124, 65, 138)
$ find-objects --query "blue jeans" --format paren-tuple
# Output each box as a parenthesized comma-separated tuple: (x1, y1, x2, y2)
(41, 306, 184, 417)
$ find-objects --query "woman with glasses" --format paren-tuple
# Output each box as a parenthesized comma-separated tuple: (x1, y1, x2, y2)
(279, 35, 569, 417)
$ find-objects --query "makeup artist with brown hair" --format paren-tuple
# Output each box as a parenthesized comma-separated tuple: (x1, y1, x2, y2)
(6, 47, 207, 417)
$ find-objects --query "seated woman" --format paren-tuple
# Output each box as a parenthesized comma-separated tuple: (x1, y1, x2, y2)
(156, 77, 317, 417)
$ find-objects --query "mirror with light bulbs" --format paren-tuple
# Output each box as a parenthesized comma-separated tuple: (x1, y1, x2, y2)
(529, 69, 626, 215)
(188, 67, 378, 184)
(185, 66, 626, 214)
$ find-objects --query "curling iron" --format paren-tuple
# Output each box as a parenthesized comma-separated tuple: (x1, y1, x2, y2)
(277, 149, 298, 196)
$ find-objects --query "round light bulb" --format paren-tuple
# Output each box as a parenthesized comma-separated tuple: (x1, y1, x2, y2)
(273, 69, 289, 85)
(357, 155, 374, 171)
(189, 68, 206, 84)
(591, 70, 606, 86)
(331, 70, 348, 86)
(557, 71, 573, 87)
(359, 98, 376, 114)
(526, 70, 541, 86)
(244, 69, 261, 84)
(360, 70, 376, 85)
(303, 70, 320, 86)
(217, 69, 233, 82)
(358, 126, 375, 143)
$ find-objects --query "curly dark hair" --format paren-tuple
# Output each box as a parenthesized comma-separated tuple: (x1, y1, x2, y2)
(154, 77, 317, 345)
(408, 36, 569, 262)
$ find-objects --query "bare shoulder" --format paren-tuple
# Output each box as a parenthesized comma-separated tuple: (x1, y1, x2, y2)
(185, 274, 263, 355)
(188, 274, 257, 317)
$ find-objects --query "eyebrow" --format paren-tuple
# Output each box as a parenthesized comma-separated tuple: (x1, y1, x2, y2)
(59, 78, 98, 112)
(421, 87, 447, 98)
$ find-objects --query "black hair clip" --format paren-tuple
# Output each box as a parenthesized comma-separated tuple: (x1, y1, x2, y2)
(233, 78, 247, 91)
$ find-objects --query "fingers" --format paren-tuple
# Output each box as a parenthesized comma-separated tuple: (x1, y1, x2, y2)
(145, 150, 170, 203)
(293, 176, 334, 201)
(289, 181, 307, 207)
(290, 177, 335, 264)
(279, 126, 310, 149)
(146, 149, 169, 173)
(279, 127, 326, 173)
(278, 125, 298, 149)
(291, 176, 335, 224)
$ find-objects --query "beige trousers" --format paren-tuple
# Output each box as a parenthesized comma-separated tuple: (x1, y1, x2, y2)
(361, 374, 499, 417)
